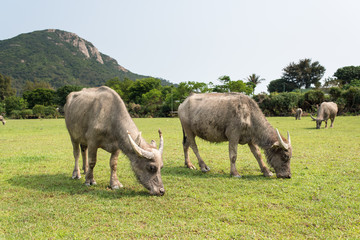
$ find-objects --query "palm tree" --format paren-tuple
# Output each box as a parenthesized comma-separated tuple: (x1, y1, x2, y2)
(246, 73, 264, 94)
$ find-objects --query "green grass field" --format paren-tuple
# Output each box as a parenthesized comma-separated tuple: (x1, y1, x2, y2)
(1, 116, 360, 239)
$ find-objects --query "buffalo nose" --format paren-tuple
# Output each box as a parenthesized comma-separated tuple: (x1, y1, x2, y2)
(159, 188, 165, 196)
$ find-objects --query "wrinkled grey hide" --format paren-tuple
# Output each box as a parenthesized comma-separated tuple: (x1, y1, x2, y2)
(310, 102, 338, 129)
(0, 115, 5, 125)
(295, 108, 303, 120)
(64, 86, 165, 196)
(178, 92, 292, 178)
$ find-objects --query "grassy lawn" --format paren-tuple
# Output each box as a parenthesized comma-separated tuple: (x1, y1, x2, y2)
(1, 116, 359, 239)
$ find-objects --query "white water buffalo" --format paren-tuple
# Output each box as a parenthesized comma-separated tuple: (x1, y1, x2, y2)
(0, 115, 5, 125)
(64, 86, 165, 196)
(310, 102, 338, 129)
(295, 108, 303, 120)
(178, 92, 292, 178)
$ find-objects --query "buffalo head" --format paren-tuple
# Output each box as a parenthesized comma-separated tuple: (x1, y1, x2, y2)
(266, 129, 292, 178)
(128, 130, 165, 196)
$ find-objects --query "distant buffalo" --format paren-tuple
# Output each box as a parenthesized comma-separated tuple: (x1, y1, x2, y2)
(311, 102, 338, 129)
(178, 92, 292, 178)
(295, 108, 302, 120)
(64, 86, 165, 196)
(0, 115, 5, 125)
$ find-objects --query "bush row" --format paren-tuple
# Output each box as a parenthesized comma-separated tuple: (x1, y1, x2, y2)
(253, 87, 360, 116)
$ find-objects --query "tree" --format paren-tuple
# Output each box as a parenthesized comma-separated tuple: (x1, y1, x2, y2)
(267, 79, 298, 93)
(105, 77, 134, 102)
(246, 73, 264, 94)
(23, 88, 56, 108)
(128, 78, 162, 104)
(213, 76, 253, 94)
(282, 58, 325, 89)
(0, 73, 16, 100)
(4, 96, 27, 115)
(333, 66, 360, 86)
(55, 85, 83, 106)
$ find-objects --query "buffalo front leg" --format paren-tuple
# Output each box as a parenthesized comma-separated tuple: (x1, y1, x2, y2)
(229, 140, 241, 177)
(109, 150, 123, 189)
(85, 146, 97, 186)
(71, 141, 81, 179)
(80, 144, 88, 174)
(324, 120, 328, 128)
(248, 143, 273, 177)
(186, 135, 210, 172)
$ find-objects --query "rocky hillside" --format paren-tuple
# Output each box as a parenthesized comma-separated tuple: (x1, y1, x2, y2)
(0, 29, 170, 92)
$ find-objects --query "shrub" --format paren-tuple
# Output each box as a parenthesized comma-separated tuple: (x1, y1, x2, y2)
(32, 105, 45, 118)
(341, 87, 360, 113)
(21, 109, 33, 119)
(10, 110, 21, 119)
(44, 106, 58, 118)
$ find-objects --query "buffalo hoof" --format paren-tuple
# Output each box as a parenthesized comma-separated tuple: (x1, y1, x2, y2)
(232, 174, 242, 178)
(72, 171, 81, 179)
(85, 181, 97, 186)
(186, 163, 197, 170)
(201, 166, 210, 172)
(110, 180, 123, 189)
(263, 171, 273, 177)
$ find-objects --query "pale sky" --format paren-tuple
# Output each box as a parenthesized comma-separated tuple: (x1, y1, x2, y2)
(1, 0, 360, 93)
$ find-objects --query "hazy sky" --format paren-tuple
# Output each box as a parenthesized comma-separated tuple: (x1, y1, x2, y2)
(1, 0, 360, 93)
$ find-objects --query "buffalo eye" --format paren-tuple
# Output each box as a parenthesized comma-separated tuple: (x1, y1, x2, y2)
(148, 165, 157, 173)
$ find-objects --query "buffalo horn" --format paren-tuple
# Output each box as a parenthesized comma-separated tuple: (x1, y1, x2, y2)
(158, 129, 164, 155)
(276, 128, 289, 150)
(128, 131, 155, 160)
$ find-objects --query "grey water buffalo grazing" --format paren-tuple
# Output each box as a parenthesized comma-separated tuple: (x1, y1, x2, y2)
(0, 115, 5, 125)
(310, 102, 338, 129)
(178, 92, 292, 178)
(64, 86, 165, 196)
(295, 108, 303, 120)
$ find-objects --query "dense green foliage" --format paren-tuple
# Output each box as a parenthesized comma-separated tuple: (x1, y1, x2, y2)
(1, 117, 359, 239)
(333, 66, 360, 85)
(0, 29, 172, 92)
(282, 58, 325, 89)
(0, 73, 16, 100)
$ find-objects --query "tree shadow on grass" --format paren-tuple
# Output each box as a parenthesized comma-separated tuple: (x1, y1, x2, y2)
(8, 173, 150, 199)
(162, 166, 275, 181)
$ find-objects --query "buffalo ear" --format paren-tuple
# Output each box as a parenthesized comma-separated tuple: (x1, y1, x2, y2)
(150, 140, 157, 148)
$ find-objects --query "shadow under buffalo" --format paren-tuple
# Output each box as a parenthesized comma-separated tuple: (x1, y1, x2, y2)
(8, 173, 149, 198)
(162, 166, 275, 181)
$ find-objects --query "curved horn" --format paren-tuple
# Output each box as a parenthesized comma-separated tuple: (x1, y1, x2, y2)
(158, 129, 164, 155)
(310, 114, 316, 121)
(287, 131, 291, 146)
(127, 131, 154, 160)
(276, 128, 289, 150)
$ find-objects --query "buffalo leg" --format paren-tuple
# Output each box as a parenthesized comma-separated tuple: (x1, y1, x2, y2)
(109, 150, 123, 189)
(248, 143, 273, 177)
(85, 146, 97, 186)
(80, 144, 88, 174)
(330, 118, 335, 128)
(324, 120, 328, 128)
(229, 140, 241, 177)
(71, 141, 81, 179)
(185, 133, 210, 172)
(182, 133, 196, 170)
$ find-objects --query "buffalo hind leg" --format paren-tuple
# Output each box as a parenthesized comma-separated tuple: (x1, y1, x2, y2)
(109, 150, 123, 189)
(248, 143, 273, 177)
(183, 133, 196, 170)
(229, 140, 241, 177)
(71, 141, 81, 179)
(85, 146, 97, 186)
(330, 118, 335, 128)
(80, 144, 88, 174)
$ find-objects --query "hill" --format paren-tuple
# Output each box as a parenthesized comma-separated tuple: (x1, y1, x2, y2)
(0, 29, 171, 92)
